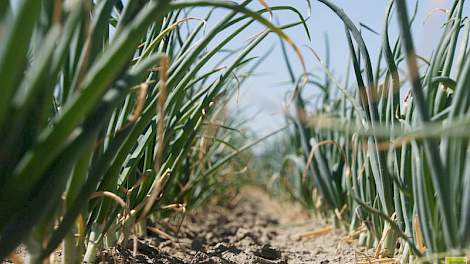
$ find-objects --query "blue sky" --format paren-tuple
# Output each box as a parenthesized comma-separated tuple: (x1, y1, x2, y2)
(221, 0, 454, 134)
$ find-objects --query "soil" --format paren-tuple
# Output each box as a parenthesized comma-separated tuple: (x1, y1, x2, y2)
(95, 187, 368, 264)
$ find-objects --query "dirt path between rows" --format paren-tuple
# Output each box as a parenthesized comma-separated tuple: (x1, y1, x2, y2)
(98, 187, 370, 263)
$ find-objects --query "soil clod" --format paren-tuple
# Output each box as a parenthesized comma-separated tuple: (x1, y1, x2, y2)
(255, 244, 281, 260)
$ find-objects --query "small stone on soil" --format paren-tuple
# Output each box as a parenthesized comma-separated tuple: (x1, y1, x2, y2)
(255, 244, 282, 260)
(191, 237, 204, 251)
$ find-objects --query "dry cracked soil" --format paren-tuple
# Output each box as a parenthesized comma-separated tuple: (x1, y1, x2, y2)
(95, 187, 368, 264)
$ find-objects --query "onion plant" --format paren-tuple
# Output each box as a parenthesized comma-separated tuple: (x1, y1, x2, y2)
(264, 0, 470, 262)
(0, 0, 307, 263)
